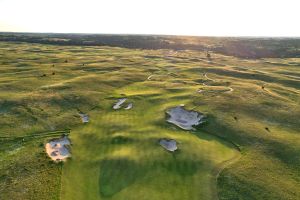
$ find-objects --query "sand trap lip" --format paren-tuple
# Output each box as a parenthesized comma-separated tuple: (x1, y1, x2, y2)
(45, 136, 71, 162)
(166, 106, 205, 130)
(124, 103, 133, 110)
(113, 98, 127, 109)
(79, 113, 89, 123)
(159, 138, 177, 152)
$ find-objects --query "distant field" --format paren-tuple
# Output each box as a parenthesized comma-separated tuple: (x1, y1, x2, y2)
(0, 37, 299, 200)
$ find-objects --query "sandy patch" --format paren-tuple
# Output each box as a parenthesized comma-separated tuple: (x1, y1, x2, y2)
(166, 106, 205, 130)
(113, 98, 133, 110)
(45, 136, 71, 162)
(159, 139, 177, 152)
(124, 103, 133, 110)
(79, 113, 89, 123)
(113, 98, 127, 109)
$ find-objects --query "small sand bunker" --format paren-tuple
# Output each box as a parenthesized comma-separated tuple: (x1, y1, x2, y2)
(79, 113, 89, 123)
(159, 139, 177, 152)
(124, 103, 133, 110)
(45, 136, 71, 162)
(113, 98, 127, 109)
(113, 98, 133, 110)
(166, 106, 205, 130)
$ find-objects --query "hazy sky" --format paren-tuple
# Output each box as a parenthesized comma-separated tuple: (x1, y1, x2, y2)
(0, 0, 299, 36)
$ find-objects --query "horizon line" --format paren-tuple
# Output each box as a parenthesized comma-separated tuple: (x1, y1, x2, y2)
(1, 31, 300, 39)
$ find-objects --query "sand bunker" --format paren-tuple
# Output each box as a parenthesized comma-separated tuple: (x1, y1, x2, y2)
(124, 103, 133, 110)
(45, 136, 71, 162)
(159, 139, 177, 152)
(79, 113, 89, 123)
(113, 98, 127, 109)
(113, 98, 133, 110)
(166, 106, 205, 130)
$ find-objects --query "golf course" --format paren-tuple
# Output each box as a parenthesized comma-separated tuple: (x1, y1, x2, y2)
(0, 34, 299, 200)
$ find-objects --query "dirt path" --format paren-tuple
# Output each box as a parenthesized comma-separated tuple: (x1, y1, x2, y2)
(204, 73, 215, 81)
(202, 73, 234, 93)
(147, 74, 155, 80)
(225, 87, 234, 93)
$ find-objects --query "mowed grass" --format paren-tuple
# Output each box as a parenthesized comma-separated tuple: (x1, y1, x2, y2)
(61, 81, 238, 200)
(0, 41, 299, 200)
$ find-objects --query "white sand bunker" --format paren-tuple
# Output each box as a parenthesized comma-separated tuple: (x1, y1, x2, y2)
(113, 98, 133, 110)
(166, 106, 205, 130)
(45, 136, 71, 162)
(79, 113, 89, 123)
(113, 98, 127, 109)
(159, 139, 177, 152)
(124, 103, 133, 110)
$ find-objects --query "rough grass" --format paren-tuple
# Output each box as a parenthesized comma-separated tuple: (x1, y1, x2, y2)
(0, 40, 299, 200)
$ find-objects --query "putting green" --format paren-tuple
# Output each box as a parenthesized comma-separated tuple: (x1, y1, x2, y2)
(60, 81, 239, 200)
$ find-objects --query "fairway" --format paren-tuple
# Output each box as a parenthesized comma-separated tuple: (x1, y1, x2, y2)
(0, 36, 299, 200)
(60, 82, 239, 200)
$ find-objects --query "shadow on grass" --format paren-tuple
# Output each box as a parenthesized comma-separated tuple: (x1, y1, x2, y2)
(161, 154, 203, 176)
(99, 158, 143, 197)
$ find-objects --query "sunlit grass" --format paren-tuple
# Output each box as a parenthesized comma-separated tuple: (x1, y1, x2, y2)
(0, 41, 299, 200)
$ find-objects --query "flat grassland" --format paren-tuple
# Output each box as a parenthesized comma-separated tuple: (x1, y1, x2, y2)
(0, 38, 299, 200)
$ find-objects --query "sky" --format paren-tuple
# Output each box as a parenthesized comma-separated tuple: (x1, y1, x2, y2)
(0, 0, 299, 36)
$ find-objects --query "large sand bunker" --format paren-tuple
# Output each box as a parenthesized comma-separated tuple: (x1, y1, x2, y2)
(166, 106, 205, 130)
(159, 139, 177, 152)
(45, 136, 71, 162)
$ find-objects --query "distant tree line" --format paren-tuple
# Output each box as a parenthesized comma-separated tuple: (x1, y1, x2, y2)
(0, 32, 299, 59)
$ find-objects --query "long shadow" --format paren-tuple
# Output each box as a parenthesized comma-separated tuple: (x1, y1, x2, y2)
(98, 158, 144, 197)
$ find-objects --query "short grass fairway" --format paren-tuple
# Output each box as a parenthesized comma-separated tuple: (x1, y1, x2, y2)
(0, 37, 300, 200)
(60, 84, 238, 200)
